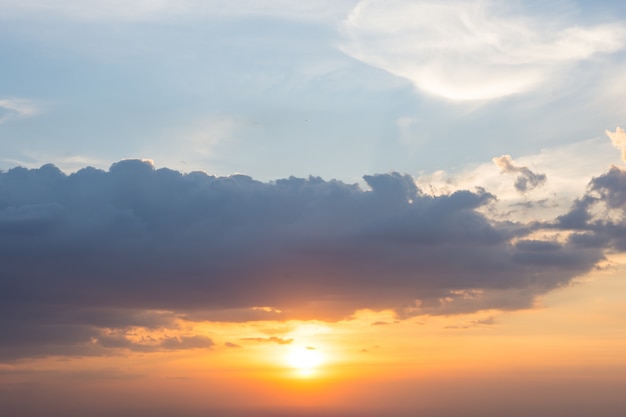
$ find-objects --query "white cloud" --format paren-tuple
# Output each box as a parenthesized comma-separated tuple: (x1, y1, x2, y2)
(340, 0, 626, 100)
(416, 134, 619, 222)
(0, 98, 40, 124)
(606, 127, 626, 163)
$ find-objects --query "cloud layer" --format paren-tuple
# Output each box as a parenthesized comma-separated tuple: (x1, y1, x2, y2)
(1, 159, 623, 360)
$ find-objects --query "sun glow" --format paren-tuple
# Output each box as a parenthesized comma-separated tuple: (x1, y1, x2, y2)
(287, 346, 324, 377)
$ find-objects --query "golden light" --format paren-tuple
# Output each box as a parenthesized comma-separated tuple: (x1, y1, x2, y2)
(287, 346, 324, 377)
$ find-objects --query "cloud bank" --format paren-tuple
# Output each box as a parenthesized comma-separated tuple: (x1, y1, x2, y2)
(341, 0, 626, 100)
(1, 158, 624, 360)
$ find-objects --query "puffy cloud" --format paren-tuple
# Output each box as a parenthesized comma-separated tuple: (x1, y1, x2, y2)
(556, 166, 626, 251)
(340, 0, 626, 100)
(493, 155, 547, 193)
(0, 159, 610, 360)
(606, 127, 626, 163)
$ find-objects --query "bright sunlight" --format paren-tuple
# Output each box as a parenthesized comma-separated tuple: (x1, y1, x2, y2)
(287, 346, 324, 377)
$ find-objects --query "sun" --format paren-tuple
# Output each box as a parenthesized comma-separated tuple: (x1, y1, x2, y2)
(286, 346, 324, 376)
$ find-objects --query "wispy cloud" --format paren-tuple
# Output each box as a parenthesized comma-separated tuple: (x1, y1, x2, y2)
(149, 116, 243, 173)
(340, 0, 626, 100)
(241, 337, 294, 345)
(444, 316, 496, 329)
(0, 98, 40, 124)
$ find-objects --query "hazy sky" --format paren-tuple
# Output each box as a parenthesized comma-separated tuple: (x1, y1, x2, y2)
(1, 1, 626, 416)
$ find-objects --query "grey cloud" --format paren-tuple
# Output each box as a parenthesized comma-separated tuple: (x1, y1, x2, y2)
(0, 303, 180, 360)
(590, 166, 626, 208)
(96, 334, 135, 349)
(475, 317, 496, 326)
(0, 160, 609, 360)
(493, 155, 547, 193)
(556, 166, 626, 251)
(95, 333, 214, 352)
(0, 319, 101, 360)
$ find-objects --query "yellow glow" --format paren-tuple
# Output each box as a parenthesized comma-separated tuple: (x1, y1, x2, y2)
(287, 346, 324, 377)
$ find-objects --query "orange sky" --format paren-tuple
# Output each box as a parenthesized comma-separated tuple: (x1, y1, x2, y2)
(2, 256, 625, 417)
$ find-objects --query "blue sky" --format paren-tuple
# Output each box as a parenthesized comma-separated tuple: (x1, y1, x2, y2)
(2, 0, 626, 182)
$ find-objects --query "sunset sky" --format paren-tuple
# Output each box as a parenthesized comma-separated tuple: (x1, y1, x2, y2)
(2, 1, 626, 416)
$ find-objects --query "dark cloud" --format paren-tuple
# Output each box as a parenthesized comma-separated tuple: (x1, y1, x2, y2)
(224, 342, 241, 348)
(0, 303, 181, 360)
(0, 160, 610, 360)
(493, 155, 547, 192)
(556, 166, 626, 251)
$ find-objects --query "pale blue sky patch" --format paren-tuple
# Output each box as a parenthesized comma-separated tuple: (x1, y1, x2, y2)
(1, 0, 625, 181)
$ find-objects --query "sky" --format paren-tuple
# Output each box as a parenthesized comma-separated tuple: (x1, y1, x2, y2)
(1, 1, 626, 416)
